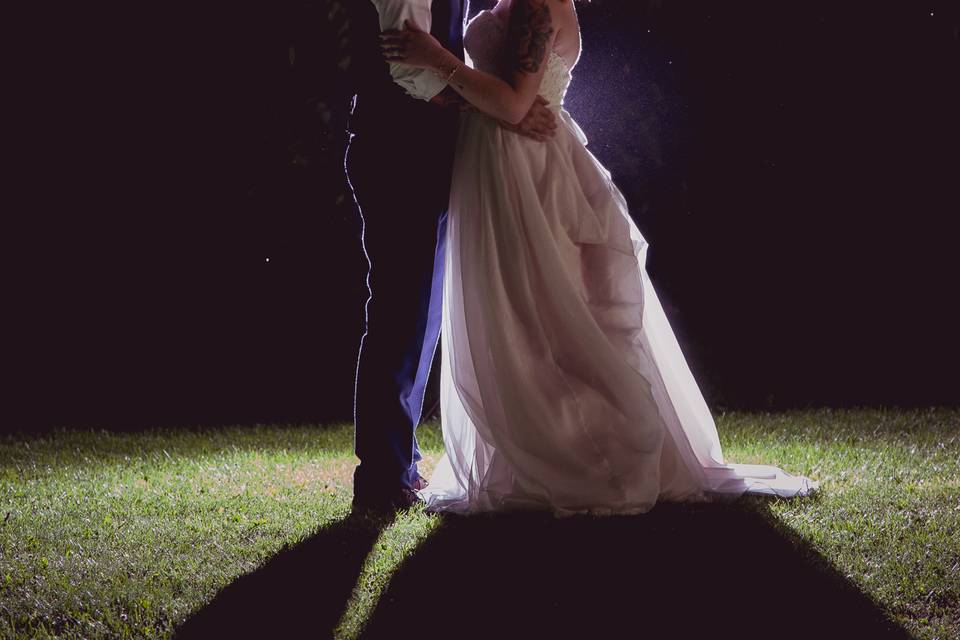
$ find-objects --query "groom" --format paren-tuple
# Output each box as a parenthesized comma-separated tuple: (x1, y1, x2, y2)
(345, 0, 557, 511)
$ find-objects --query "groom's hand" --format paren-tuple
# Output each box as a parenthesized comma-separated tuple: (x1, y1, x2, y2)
(429, 86, 464, 108)
(501, 95, 557, 142)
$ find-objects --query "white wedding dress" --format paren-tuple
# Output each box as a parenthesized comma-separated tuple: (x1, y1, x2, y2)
(419, 9, 818, 516)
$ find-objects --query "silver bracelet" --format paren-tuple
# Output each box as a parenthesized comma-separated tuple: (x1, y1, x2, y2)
(438, 60, 460, 85)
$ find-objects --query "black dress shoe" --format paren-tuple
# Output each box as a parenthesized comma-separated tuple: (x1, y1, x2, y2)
(352, 487, 424, 514)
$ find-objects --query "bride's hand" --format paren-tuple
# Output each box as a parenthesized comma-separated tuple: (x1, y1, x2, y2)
(380, 20, 446, 70)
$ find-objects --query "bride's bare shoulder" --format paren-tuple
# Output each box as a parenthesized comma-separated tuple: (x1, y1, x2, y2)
(495, 0, 580, 57)
(493, 0, 576, 16)
(552, 0, 580, 30)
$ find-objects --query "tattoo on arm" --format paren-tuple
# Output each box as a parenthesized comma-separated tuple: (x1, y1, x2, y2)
(507, 0, 555, 74)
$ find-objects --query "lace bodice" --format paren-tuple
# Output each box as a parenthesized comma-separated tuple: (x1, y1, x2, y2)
(463, 10, 572, 110)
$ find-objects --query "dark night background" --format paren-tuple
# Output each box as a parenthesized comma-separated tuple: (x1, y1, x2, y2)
(8, 0, 959, 434)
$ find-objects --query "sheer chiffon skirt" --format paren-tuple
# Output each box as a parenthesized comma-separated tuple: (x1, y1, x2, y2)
(420, 109, 819, 516)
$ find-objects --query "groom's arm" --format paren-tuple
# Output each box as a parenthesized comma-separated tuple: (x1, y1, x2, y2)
(498, 95, 558, 142)
(371, 0, 447, 101)
(435, 89, 558, 142)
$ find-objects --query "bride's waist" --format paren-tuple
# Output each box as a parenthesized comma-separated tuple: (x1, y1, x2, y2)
(463, 108, 587, 146)
(463, 105, 571, 124)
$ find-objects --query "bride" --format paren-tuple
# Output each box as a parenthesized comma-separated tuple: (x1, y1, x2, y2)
(380, 0, 818, 516)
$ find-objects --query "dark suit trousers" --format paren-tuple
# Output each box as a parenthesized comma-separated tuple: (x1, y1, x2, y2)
(345, 104, 458, 498)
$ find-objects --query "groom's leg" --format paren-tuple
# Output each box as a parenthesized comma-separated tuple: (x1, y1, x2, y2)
(345, 129, 453, 502)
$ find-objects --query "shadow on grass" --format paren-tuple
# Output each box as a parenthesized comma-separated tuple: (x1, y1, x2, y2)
(176, 500, 912, 640)
(175, 511, 391, 639)
(365, 499, 912, 640)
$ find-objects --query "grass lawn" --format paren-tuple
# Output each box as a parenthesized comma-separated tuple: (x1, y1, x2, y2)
(0, 408, 957, 639)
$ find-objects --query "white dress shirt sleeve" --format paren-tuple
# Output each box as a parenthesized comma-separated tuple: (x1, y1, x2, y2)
(369, 0, 449, 102)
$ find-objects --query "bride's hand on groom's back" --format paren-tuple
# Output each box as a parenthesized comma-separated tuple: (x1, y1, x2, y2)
(500, 95, 557, 142)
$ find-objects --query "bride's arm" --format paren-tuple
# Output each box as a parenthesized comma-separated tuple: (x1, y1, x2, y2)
(380, 0, 564, 125)
(435, 88, 559, 141)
